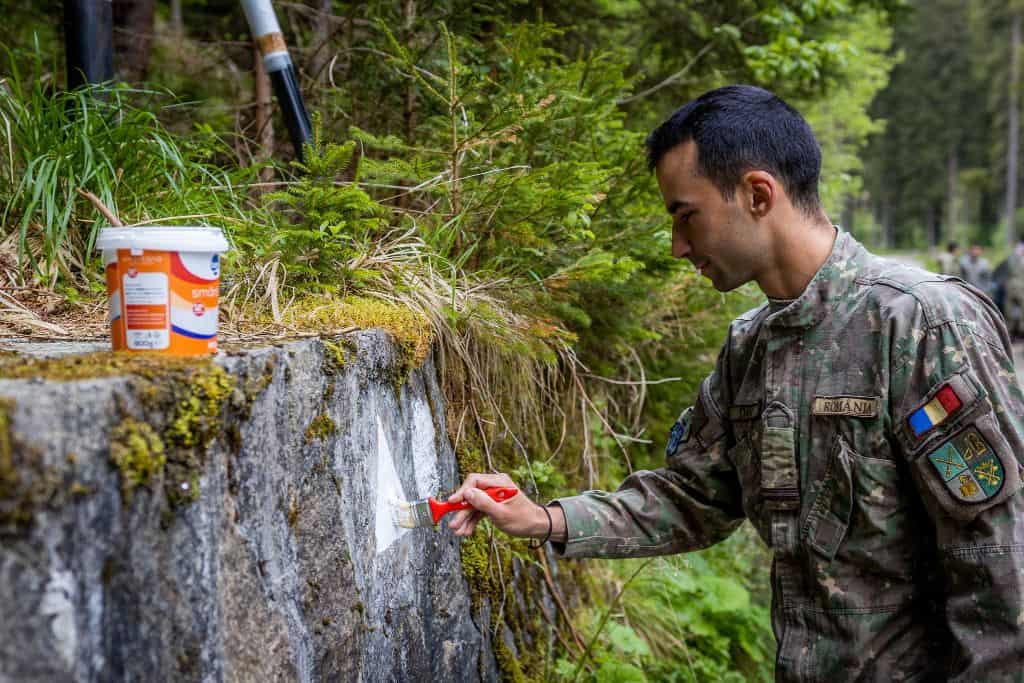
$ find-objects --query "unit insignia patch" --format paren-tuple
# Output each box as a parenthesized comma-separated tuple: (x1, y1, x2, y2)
(667, 407, 693, 457)
(925, 426, 1004, 503)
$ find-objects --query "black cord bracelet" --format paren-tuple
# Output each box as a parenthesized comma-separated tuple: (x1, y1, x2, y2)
(529, 504, 553, 549)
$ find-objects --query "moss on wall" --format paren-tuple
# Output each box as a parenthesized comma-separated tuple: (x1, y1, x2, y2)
(305, 413, 337, 442)
(0, 397, 60, 531)
(283, 297, 432, 383)
(0, 351, 237, 522)
(109, 419, 166, 504)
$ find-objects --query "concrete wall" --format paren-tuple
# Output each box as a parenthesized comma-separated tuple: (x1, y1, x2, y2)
(0, 333, 502, 682)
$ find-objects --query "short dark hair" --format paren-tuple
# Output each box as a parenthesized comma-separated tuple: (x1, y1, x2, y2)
(645, 85, 822, 214)
(947, 241, 959, 252)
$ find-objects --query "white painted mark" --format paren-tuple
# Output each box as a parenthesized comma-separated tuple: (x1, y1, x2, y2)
(39, 568, 78, 669)
(374, 414, 409, 554)
(411, 397, 439, 499)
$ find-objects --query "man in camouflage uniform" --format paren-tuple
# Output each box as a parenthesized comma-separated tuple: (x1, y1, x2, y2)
(1001, 238, 1024, 338)
(448, 85, 1024, 680)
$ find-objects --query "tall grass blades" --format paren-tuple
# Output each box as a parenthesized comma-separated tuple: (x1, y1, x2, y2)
(0, 47, 256, 288)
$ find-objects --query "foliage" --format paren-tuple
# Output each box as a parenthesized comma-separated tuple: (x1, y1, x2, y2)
(262, 131, 390, 292)
(553, 526, 774, 682)
(0, 47, 258, 288)
(862, 0, 1023, 247)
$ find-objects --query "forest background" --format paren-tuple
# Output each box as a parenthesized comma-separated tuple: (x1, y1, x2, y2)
(1, 1, 1022, 680)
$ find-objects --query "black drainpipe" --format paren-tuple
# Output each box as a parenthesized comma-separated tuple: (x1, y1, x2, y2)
(64, 0, 114, 90)
(240, 0, 313, 161)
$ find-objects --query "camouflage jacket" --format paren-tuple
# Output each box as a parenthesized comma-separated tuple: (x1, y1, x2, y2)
(552, 230, 1024, 681)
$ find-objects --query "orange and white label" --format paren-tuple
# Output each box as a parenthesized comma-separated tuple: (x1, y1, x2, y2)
(108, 249, 221, 355)
(120, 252, 170, 350)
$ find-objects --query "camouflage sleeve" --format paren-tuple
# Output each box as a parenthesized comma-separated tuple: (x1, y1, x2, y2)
(890, 281, 1024, 679)
(550, 359, 744, 559)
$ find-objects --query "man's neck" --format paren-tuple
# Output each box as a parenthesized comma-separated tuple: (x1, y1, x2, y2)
(757, 220, 837, 300)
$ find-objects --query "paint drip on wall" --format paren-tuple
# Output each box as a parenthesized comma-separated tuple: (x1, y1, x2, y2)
(374, 414, 409, 554)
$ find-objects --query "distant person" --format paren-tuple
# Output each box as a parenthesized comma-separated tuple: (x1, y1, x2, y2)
(448, 85, 1024, 680)
(1002, 238, 1024, 338)
(936, 240, 962, 277)
(960, 244, 995, 297)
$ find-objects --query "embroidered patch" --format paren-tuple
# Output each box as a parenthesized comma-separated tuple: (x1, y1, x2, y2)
(926, 426, 1003, 502)
(666, 407, 692, 456)
(811, 396, 879, 418)
(728, 402, 761, 421)
(908, 384, 963, 438)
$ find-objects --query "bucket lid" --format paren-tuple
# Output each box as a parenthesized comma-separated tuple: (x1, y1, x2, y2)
(96, 226, 230, 253)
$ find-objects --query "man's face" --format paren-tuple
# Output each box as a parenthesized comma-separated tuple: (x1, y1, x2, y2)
(970, 246, 983, 259)
(655, 141, 764, 292)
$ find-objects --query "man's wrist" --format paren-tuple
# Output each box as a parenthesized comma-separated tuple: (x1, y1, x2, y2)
(546, 503, 568, 543)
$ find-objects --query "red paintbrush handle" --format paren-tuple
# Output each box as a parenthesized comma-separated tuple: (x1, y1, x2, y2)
(428, 486, 519, 524)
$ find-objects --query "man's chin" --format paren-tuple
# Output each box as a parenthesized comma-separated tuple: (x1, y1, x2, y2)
(706, 272, 745, 293)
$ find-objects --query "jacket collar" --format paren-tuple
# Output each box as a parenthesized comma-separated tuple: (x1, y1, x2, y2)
(765, 228, 864, 329)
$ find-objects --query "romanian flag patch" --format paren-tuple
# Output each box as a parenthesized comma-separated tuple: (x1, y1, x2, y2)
(907, 384, 963, 438)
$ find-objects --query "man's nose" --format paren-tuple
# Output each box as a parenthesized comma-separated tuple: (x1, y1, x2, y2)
(672, 229, 690, 259)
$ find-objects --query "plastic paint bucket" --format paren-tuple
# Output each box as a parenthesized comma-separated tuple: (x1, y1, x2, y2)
(96, 226, 230, 355)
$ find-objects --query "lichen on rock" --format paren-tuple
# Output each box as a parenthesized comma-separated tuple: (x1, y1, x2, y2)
(109, 418, 166, 503)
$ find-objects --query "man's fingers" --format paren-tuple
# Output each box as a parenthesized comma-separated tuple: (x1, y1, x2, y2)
(463, 513, 483, 537)
(448, 472, 516, 503)
(448, 508, 474, 530)
(456, 511, 484, 537)
(462, 486, 507, 515)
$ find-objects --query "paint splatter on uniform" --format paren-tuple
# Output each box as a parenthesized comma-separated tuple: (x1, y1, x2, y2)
(552, 230, 1024, 681)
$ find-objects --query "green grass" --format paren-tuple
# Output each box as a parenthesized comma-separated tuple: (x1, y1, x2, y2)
(0, 46, 259, 288)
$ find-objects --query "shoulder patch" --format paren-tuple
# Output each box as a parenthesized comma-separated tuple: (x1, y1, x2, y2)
(926, 426, 1004, 503)
(907, 383, 964, 438)
(666, 407, 693, 457)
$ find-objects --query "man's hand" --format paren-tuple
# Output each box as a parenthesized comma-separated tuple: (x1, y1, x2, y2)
(447, 472, 567, 542)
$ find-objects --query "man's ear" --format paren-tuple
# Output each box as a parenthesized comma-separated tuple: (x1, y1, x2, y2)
(743, 170, 776, 218)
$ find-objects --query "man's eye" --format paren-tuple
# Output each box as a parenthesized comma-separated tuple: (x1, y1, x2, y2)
(678, 211, 695, 224)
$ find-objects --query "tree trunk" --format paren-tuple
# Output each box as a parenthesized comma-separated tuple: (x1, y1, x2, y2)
(881, 195, 892, 249)
(1006, 11, 1021, 246)
(169, 0, 183, 37)
(946, 143, 958, 244)
(402, 0, 417, 143)
(307, 0, 334, 84)
(254, 44, 276, 184)
(112, 0, 156, 82)
(841, 196, 855, 236)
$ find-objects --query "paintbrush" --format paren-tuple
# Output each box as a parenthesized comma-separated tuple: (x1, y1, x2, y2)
(391, 486, 518, 528)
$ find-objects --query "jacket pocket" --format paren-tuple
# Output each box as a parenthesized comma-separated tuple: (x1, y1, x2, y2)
(804, 436, 916, 581)
(803, 435, 854, 560)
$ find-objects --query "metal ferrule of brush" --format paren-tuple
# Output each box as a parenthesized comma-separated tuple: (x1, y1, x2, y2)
(411, 500, 435, 528)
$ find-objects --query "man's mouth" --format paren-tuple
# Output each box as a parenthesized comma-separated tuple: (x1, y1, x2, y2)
(693, 259, 709, 275)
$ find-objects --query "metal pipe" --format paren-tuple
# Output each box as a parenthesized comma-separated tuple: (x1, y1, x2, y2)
(240, 0, 313, 161)
(64, 0, 115, 89)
